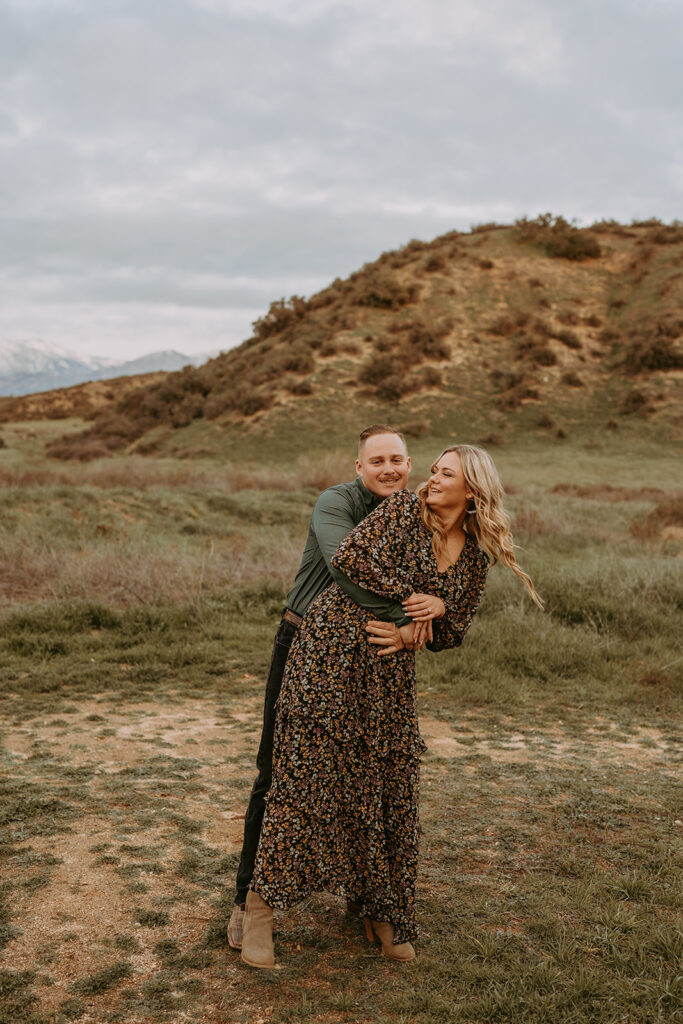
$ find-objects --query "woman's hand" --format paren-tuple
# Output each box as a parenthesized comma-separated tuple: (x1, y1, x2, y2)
(402, 593, 445, 622)
(411, 619, 433, 648)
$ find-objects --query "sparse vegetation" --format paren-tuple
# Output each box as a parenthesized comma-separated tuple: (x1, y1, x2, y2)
(0, 426, 680, 1024)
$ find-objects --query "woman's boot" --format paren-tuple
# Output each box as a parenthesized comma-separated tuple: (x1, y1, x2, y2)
(364, 918, 416, 962)
(240, 891, 275, 968)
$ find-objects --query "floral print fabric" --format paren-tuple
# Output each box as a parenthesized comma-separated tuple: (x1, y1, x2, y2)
(252, 490, 489, 943)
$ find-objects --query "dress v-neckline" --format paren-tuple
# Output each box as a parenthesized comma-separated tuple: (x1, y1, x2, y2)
(433, 533, 470, 575)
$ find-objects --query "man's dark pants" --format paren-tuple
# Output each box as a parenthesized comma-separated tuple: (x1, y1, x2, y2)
(234, 612, 299, 906)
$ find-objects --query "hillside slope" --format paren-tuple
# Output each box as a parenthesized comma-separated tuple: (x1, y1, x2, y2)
(9, 216, 683, 459)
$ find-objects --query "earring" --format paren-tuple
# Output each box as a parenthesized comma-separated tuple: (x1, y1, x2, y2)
(465, 499, 476, 514)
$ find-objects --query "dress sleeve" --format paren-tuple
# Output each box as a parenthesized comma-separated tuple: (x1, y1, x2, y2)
(312, 488, 411, 624)
(428, 547, 489, 652)
(331, 490, 420, 601)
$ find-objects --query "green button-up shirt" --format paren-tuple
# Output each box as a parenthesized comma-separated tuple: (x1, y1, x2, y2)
(286, 476, 411, 626)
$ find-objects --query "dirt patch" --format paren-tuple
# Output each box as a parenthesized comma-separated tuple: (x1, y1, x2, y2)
(2, 695, 680, 1023)
(420, 713, 678, 766)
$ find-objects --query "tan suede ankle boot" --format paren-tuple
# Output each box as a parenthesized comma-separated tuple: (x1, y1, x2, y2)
(240, 891, 275, 969)
(364, 918, 416, 962)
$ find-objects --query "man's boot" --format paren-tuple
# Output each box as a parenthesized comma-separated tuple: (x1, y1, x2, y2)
(227, 902, 245, 949)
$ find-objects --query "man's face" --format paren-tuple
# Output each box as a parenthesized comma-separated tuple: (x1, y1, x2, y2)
(356, 433, 411, 498)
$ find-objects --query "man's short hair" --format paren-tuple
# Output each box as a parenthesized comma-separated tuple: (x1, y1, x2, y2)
(358, 424, 406, 454)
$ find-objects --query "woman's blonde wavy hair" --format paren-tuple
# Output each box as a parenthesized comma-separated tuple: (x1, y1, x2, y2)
(416, 444, 542, 608)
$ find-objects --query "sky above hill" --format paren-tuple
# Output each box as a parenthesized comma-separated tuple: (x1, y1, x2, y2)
(1, 0, 682, 360)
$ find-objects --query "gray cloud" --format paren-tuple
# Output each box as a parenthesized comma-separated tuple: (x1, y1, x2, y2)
(0, 0, 681, 358)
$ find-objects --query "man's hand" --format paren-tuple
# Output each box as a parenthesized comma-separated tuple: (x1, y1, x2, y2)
(402, 593, 445, 622)
(366, 621, 429, 656)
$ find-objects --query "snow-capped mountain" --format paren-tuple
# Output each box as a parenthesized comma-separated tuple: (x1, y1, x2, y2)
(0, 340, 216, 396)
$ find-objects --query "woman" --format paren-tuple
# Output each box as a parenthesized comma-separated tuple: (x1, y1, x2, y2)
(241, 445, 540, 967)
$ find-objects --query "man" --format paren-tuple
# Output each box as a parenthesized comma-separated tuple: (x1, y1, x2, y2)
(228, 424, 415, 948)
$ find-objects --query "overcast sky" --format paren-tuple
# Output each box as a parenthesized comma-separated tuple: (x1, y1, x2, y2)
(1, 0, 681, 360)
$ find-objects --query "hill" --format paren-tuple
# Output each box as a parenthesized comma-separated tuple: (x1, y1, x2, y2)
(0, 371, 170, 426)
(5, 215, 683, 460)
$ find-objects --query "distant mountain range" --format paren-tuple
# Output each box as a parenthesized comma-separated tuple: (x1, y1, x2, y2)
(0, 340, 216, 396)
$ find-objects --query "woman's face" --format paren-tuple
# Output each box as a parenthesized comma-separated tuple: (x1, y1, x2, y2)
(426, 451, 472, 515)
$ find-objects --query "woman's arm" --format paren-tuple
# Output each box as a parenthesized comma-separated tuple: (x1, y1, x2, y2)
(311, 487, 411, 624)
(331, 490, 420, 600)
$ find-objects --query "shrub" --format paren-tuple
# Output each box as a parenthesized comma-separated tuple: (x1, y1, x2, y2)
(623, 336, 683, 374)
(553, 328, 582, 350)
(494, 371, 540, 409)
(376, 375, 410, 402)
(631, 495, 683, 539)
(419, 366, 443, 388)
(319, 339, 339, 356)
(203, 389, 236, 419)
(547, 231, 601, 260)
(515, 214, 601, 261)
(289, 380, 313, 396)
(557, 310, 580, 326)
(358, 354, 394, 387)
(237, 392, 272, 416)
(406, 323, 451, 361)
(252, 296, 309, 340)
(424, 254, 446, 272)
(515, 338, 558, 366)
(479, 259, 494, 269)
(620, 390, 650, 415)
(644, 224, 683, 245)
(355, 271, 418, 309)
(584, 314, 602, 327)
(561, 371, 584, 387)
(487, 311, 530, 336)
(282, 347, 314, 374)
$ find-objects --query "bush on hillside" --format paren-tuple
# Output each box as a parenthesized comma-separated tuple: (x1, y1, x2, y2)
(253, 296, 309, 340)
(645, 223, 683, 245)
(424, 254, 446, 272)
(358, 354, 394, 388)
(553, 328, 582, 350)
(354, 271, 419, 310)
(487, 311, 530, 336)
(406, 322, 451, 361)
(620, 390, 651, 415)
(515, 338, 558, 366)
(515, 214, 601, 261)
(623, 336, 683, 374)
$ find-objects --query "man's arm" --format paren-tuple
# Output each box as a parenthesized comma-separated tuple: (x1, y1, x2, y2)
(312, 488, 411, 626)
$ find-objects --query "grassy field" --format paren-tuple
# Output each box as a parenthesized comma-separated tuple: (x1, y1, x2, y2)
(0, 421, 681, 1023)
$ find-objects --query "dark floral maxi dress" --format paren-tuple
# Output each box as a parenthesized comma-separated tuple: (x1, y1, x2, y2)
(251, 490, 489, 943)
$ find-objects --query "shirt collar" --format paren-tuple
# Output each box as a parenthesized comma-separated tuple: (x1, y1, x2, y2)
(353, 475, 381, 509)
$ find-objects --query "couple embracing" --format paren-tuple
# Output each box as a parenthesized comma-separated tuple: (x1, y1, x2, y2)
(227, 424, 539, 968)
